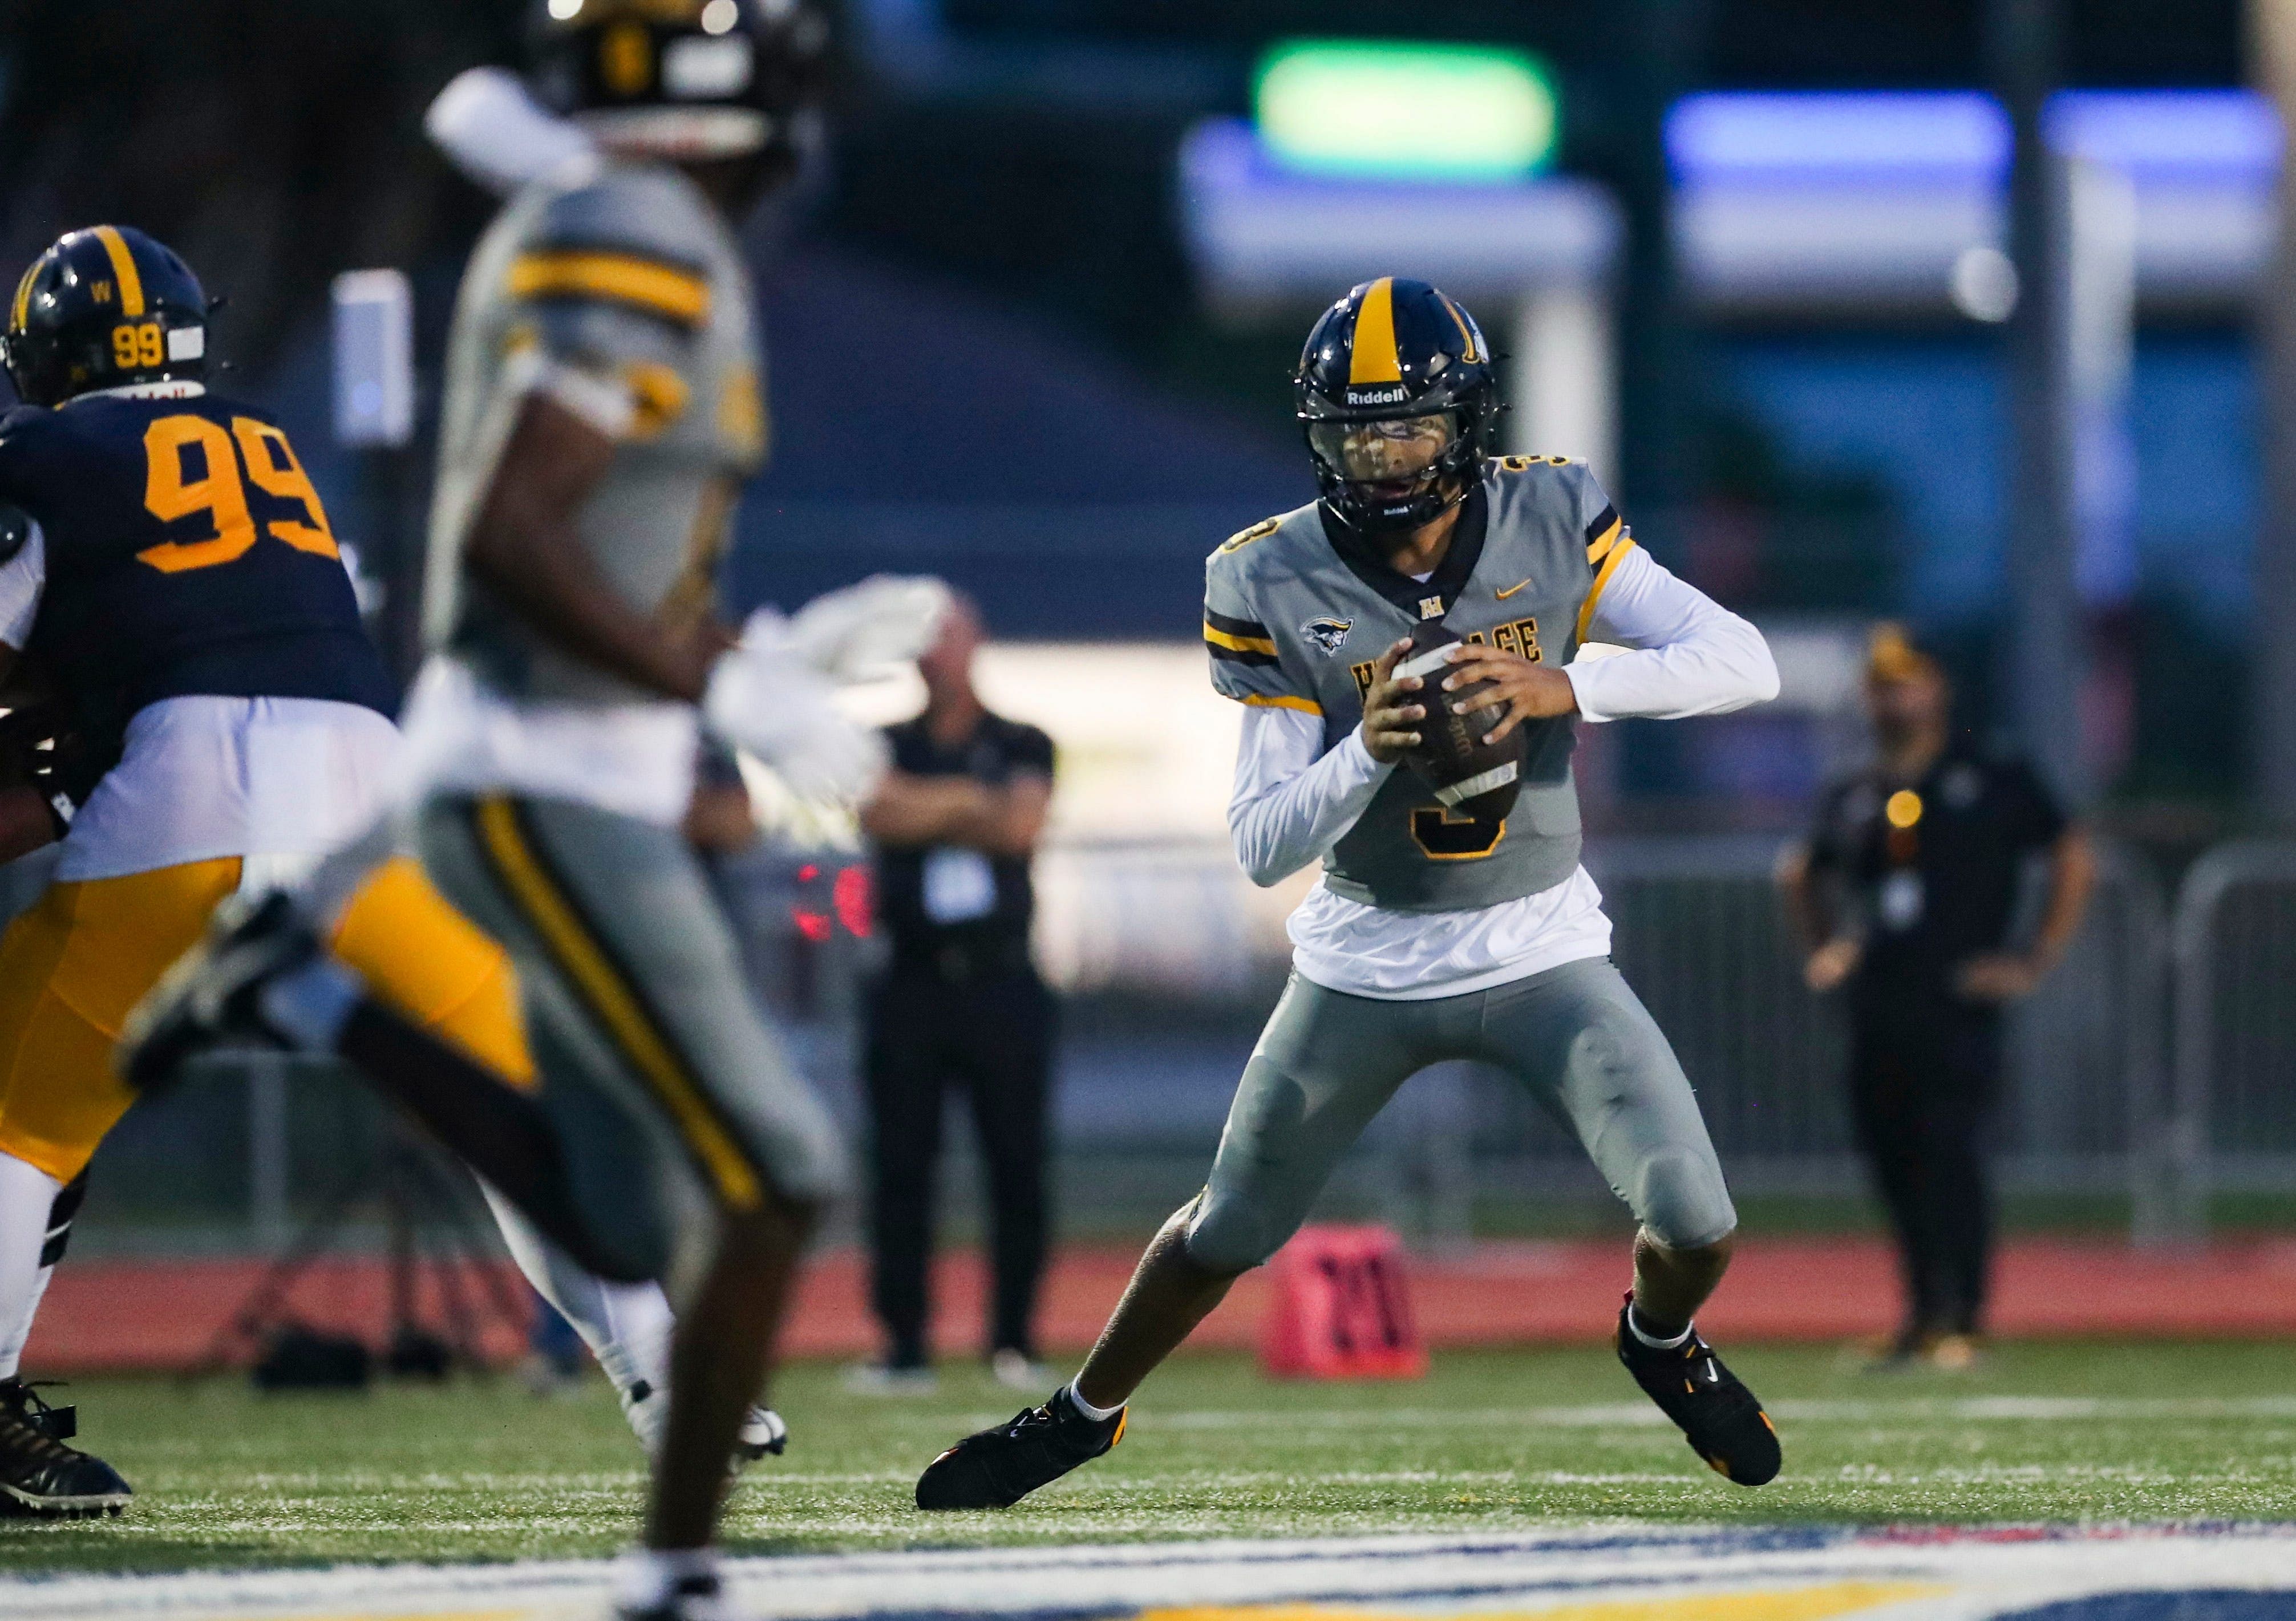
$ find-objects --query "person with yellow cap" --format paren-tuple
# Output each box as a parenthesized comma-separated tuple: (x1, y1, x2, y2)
(1779, 624, 2093, 1368)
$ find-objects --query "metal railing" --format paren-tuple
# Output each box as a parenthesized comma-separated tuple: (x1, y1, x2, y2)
(2167, 840, 2296, 1244)
(37, 829, 2296, 1254)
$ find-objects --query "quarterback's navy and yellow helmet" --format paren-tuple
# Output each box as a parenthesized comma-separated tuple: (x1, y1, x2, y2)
(3, 226, 209, 409)
(1295, 277, 1500, 539)
(526, 0, 829, 174)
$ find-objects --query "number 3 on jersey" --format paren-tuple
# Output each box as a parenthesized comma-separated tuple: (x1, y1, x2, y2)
(139, 414, 339, 575)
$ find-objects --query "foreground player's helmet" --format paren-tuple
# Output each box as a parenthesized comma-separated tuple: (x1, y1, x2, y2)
(3, 226, 209, 408)
(1297, 277, 1500, 540)
(526, 0, 830, 175)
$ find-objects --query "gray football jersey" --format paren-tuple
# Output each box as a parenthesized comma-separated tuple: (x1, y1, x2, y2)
(1206, 456, 1633, 912)
(425, 159, 768, 706)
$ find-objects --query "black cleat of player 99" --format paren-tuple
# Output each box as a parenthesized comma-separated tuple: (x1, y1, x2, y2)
(1614, 1296, 1781, 1486)
(915, 1385, 1124, 1510)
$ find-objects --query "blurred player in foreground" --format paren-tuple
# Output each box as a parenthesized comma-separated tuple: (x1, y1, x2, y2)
(916, 278, 1784, 1510)
(1781, 625, 2092, 1368)
(0, 225, 534, 1515)
(124, 3, 932, 1615)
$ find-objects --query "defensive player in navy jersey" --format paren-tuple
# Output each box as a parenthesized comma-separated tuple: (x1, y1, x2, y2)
(0, 226, 534, 1515)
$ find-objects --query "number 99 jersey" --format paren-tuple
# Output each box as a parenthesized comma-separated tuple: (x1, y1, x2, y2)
(0, 390, 396, 752)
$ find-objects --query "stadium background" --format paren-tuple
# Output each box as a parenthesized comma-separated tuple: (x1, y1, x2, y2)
(2, 0, 2293, 1367)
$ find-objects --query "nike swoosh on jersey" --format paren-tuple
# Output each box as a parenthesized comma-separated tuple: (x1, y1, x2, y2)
(1496, 578, 1532, 599)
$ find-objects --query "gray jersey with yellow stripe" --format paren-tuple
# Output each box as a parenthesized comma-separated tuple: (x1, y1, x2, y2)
(425, 158, 767, 706)
(1206, 456, 1634, 912)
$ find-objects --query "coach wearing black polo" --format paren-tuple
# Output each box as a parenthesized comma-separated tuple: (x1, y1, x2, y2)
(1780, 625, 2093, 1369)
(853, 597, 1056, 1392)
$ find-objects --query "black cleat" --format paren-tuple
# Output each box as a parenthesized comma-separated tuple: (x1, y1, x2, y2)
(0, 1401, 130, 1518)
(119, 890, 325, 1097)
(1615, 1296, 1781, 1486)
(915, 1385, 1124, 1510)
(0, 1379, 75, 1442)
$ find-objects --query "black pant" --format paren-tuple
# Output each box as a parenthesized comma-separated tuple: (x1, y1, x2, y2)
(863, 959, 1055, 1366)
(1847, 1003, 2003, 1339)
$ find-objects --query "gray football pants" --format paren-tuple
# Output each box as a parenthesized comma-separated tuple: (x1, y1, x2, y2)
(415, 794, 848, 1285)
(1184, 955, 1737, 1273)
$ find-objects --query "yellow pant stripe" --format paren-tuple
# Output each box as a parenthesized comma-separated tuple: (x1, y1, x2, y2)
(472, 797, 763, 1211)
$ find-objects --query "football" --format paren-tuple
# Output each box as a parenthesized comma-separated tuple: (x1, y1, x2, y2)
(1395, 622, 1523, 822)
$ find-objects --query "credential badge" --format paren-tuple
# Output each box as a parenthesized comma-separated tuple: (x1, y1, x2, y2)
(1302, 617, 1354, 655)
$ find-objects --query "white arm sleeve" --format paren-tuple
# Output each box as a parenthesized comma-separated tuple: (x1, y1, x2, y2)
(426, 66, 598, 198)
(1227, 704, 1392, 888)
(1563, 545, 1780, 723)
(0, 523, 47, 651)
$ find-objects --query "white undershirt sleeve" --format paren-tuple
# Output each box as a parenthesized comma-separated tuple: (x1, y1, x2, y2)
(1227, 704, 1394, 888)
(1562, 544, 1780, 723)
(0, 523, 47, 653)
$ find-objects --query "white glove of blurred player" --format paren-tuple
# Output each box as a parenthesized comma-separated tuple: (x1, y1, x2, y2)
(786, 575, 953, 687)
(426, 66, 597, 198)
(702, 609, 889, 802)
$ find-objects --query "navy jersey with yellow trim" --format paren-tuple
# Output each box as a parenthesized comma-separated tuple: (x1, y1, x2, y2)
(0, 392, 394, 753)
(1205, 455, 1631, 912)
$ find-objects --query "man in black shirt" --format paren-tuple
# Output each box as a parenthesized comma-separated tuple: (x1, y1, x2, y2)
(855, 597, 1056, 1390)
(1780, 625, 2093, 1367)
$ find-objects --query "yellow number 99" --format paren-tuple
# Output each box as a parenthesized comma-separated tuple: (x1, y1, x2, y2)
(111, 323, 165, 370)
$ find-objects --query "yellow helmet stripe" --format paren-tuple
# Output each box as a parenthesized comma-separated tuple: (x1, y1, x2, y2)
(1348, 276, 1403, 386)
(92, 226, 145, 318)
(1441, 294, 1481, 363)
(10, 261, 38, 333)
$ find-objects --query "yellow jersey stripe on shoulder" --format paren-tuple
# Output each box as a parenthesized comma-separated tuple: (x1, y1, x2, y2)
(1242, 693, 1322, 715)
(1586, 514, 1625, 566)
(92, 227, 145, 318)
(1205, 621, 1278, 657)
(1576, 536, 1638, 643)
(508, 251, 712, 325)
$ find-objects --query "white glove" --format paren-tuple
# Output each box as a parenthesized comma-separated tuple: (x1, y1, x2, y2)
(785, 575, 953, 687)
(426, 67, 597, 198)
(702, 609, 889, 803)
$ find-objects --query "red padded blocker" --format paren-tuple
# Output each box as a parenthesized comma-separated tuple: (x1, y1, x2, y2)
(1259, 1223, 1430, 1381)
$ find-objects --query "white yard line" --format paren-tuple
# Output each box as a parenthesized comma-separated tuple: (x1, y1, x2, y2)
(1139, 1395, 2296, 1431)
(3, 1523, 2294, 1621)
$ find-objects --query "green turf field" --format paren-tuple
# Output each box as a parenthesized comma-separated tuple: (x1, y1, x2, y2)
(2, 1343, 2291, 1575)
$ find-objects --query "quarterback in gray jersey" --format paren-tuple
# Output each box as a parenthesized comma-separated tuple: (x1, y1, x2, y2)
(919, 279, 1785, 1510)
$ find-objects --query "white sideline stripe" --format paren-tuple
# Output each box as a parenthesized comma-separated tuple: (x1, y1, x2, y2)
(1139, 1394, 2296, 1430)
(6, 1524, 2296, 1621)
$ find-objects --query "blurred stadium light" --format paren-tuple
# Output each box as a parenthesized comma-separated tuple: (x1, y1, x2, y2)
(1667, 89, 2275, 315)
(1253, 41, 1558, 183)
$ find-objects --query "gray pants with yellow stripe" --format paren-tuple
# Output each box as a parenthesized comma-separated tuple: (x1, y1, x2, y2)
(416, 794, 847, 1284)
(1184, 956, 1736, 1274)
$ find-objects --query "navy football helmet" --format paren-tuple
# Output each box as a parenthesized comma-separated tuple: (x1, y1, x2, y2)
(526, 0, 829, 179)
(3, 226, 210, 408)
(1296, 277, 1501, 540)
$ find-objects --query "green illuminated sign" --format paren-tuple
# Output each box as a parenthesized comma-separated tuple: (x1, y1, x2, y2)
(1254, 40, 1559, 182)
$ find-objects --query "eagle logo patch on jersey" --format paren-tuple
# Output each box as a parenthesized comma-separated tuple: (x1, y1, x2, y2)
(1302, 616, 1354, 655)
